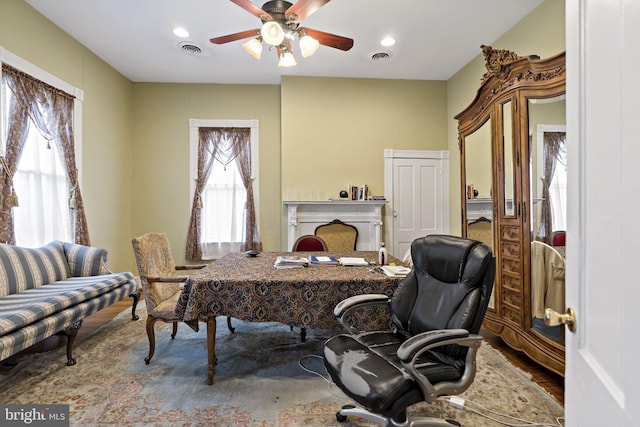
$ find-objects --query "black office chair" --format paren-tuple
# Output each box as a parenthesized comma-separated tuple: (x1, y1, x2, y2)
(323, 234, 495, 427)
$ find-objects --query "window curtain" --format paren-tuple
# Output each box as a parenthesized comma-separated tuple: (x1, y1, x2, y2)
(536, 132, 566, 243)
(185, 127, 262, 261)
(0, 64, 90, 245)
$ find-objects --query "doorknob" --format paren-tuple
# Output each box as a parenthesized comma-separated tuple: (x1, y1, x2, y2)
(544, 307, 577, 332)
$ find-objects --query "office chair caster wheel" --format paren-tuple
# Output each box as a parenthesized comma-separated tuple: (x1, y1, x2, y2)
(445, 420, 461, 426)
(336, 404, 355, 423)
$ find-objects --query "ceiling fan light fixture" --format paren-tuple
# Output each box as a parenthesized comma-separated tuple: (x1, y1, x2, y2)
(242, 38, 263, 60)
(261, 21, 285, 46)
(278, 50, 297, 67)
(299, 35, 320, 58)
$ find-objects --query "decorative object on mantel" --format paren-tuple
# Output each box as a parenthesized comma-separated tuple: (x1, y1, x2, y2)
(210, 0, 354, 67)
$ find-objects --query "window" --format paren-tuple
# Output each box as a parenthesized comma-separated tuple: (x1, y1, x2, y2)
(11, 125, 71, 247)
(0, 48, 84, 246)
(188, 119, 260, 260)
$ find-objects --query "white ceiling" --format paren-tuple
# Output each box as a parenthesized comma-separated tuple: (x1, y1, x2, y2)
(24, 0, 543, 85)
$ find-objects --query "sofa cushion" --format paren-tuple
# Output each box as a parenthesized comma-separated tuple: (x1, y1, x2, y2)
(63, 242, 110, 277)
(0, 278, 137, 361)
(0, 272, 134, 336)
(0, 241, 70, 297)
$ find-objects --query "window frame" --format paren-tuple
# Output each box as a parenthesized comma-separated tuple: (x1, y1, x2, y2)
(188, 118, 260, 234)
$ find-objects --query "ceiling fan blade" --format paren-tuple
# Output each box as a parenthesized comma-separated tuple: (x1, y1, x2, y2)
(286, 0, 331, 22)
(230, 0, 272, 20)
(300, 27, 354, 51)
(210, 29, 260, 44)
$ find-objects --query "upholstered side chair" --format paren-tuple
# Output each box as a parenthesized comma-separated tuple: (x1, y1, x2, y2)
(314, 219, 358, 251)
(323, 234, 495, 427)
(292, 234, 328, 251)
(131, 232, 234, 364)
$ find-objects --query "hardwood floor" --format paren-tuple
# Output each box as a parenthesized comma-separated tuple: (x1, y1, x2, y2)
(80, 300, 564, 406)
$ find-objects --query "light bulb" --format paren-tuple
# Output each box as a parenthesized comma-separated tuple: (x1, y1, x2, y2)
(299, 35, 320, 57)
(242, 38, 263, 60)
(261, 21, 285, 46)
(278, 51, 297, 67)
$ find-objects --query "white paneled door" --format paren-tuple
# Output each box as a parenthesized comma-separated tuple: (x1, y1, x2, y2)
(564, 0, 640, 425)
(383, 150, 449, 258)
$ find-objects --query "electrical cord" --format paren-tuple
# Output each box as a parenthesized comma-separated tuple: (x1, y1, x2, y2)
(298, 355, 565, 426)
(440, 396, 565, 427)
(298, 354, 348, 399)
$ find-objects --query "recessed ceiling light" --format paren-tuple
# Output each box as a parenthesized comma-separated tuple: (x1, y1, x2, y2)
(173, 27, 189, 38)
(380, 37, 395, 47)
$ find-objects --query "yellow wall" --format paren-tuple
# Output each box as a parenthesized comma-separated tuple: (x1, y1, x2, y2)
(0, 0, 135, 271)
(131, 83, 281, 260)
(447, 0, 566, 235)
(1, 0, 565, 270)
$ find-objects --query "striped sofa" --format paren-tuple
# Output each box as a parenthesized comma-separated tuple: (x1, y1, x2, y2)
(0, 241, 139, 365)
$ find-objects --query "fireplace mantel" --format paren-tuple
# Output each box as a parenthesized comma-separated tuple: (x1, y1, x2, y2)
(284, 200, 386, 251)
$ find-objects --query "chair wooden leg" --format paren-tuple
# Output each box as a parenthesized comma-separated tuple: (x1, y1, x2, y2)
(144, 315, 157, 365)
(171, 322, 178, 339)
(226, 316, 235, 333)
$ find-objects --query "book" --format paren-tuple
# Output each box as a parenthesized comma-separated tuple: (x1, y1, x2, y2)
(381, 265, 411, 278)
(274, 255, 310, 269)
(310, 255, 339, 266)
(339, 257, 370, 267)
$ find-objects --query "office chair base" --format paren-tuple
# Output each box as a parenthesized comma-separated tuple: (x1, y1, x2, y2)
(337, 404, 462, 427)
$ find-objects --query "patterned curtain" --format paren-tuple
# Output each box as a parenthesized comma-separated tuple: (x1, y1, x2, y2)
(536, 132, 566, 243)
(185, 127, 262, 260)
(0, 64, 90, 245)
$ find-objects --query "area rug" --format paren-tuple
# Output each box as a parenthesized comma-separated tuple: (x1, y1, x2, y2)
(0, 306, 564, 426)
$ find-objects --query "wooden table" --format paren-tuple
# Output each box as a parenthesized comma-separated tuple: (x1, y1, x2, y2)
(174, 251, 405, 384)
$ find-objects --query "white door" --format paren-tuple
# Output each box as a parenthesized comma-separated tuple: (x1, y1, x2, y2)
(564, 1, 640, 425)
(383, 150, 449, 258)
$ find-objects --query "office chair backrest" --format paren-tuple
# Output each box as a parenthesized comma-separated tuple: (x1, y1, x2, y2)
(390, 234, 495, 359)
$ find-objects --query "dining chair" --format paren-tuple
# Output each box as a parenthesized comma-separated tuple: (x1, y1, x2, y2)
(467, 216, 493, 247)
(314, 219, 358, 251)
(292, 234, 328, 251)
(131, 232, 234, 364)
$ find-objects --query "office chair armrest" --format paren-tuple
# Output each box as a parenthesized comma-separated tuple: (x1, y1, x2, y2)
(175, 264, 207, 270)
(397, 329, 470, 361)
(334, 294, 390, 318)
(334, 294, 390, 334)
(398, 330, 484, 402)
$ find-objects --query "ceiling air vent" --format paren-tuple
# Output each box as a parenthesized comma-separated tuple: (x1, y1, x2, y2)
(370, 51, 392, 62)
(178, 42, 203, 56)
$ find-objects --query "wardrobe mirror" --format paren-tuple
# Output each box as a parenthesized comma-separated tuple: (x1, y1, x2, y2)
(502, 100, 515, 217)
(528, 94, 567, 346)
(463, 118, 495, 309)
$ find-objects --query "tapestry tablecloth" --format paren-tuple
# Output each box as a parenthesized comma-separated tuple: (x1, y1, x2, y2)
(175, 251, 405, 332)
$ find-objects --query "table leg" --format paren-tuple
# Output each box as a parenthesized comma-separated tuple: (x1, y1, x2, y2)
(207, 316, 216, 385)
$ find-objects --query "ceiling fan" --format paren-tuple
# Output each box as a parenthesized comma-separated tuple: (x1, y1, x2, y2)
(210, 0, 354, 67)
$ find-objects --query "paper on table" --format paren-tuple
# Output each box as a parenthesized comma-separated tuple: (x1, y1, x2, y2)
(339, 257, 370, 266)
(381, 265, 411, 277)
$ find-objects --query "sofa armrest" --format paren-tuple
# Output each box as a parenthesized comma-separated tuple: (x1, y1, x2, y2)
(62, 241, 110, 276)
